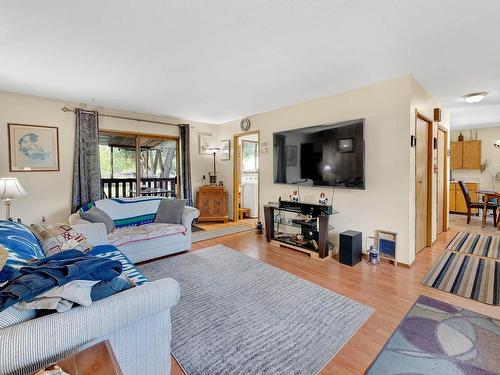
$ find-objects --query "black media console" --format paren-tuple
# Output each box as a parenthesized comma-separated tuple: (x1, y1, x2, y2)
(263, 200, 336, 259)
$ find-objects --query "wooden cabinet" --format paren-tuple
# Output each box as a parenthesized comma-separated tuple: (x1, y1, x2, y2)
(462, 141, 481, 169)
(450, 142, 463, 169)
(450, 141, 481, 169)
(196, 186, 228, 222)
(449, 182, 478, 214)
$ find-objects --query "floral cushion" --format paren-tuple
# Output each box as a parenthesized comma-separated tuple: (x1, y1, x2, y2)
(0, 221, 44, 283)
(30, 223, 92, 257)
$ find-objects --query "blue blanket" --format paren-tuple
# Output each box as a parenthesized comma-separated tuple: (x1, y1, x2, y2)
(0, 250, 122, 311)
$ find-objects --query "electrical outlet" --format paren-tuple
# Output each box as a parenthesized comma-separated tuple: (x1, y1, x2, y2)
(42, 216, 46, 223)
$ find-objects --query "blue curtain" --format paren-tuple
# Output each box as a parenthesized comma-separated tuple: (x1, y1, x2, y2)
(71, 109, 101, 212)
(179, 124, 193, 206)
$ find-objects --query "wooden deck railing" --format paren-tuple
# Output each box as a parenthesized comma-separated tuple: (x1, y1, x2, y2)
(101, 177, 177, 199)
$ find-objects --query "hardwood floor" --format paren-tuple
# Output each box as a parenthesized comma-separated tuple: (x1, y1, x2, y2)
(194, 219, 254, 231)
(169, 220, 499, 375)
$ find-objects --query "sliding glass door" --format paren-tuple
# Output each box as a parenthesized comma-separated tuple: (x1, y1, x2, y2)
(139, 136, 179, 197)
(99, 131, 179, 199)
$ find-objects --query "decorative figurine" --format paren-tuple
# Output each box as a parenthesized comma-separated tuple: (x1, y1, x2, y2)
(319, 192, 328, 205)
(208, 171, 217, 185)
(256, 221, 263, 234)
(290, 190, 300, 203)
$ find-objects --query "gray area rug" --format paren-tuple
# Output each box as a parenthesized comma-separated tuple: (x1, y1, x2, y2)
(191, 224, 252, 243)
(138, 245, 373, 375)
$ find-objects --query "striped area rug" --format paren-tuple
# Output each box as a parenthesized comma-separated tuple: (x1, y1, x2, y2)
(421, 250, 500, 305)
(446, 231, 500, 259)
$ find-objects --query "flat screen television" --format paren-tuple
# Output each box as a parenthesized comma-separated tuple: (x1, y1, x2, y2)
(273, 119, 365, 189)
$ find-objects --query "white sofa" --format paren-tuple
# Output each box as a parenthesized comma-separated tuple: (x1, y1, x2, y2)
(0, 220, 180, 375)
(69, 197, 200, 263)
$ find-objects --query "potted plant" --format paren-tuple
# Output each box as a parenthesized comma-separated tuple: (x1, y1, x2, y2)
(480, 159, 500, 191)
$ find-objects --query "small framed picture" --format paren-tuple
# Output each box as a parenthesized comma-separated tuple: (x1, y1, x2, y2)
(8, 123, 60, 172)
(199, 133, 214, 155)
(286, 145, 297, 166)
(337, 138, 353, 153)
(376, 230, 398, 261)
(220, 139, 230, 161)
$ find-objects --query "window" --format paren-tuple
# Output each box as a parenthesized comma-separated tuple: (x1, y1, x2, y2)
(99, 131, 179, 198)
(242, 140, 259, 173)
(140, 137, 177, 178)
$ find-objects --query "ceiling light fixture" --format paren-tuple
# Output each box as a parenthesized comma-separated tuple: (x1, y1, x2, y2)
(463, 92, 488, 104)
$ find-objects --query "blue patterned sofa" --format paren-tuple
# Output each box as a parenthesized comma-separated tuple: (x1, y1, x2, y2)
(0, 220, 179, 375)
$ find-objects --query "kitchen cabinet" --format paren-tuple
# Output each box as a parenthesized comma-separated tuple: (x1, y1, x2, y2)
(450, 141, 481, 169)
(449, 182, 479, 214)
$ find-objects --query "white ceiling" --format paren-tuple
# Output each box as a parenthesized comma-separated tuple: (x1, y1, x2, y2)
(1, 1, 499, 128)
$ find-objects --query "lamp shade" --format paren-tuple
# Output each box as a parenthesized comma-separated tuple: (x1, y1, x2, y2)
(0, 178, 27, 200)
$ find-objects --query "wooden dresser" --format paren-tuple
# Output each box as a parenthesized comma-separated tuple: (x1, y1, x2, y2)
(196, 186, 228, 222)
(450, 181, 479, 214)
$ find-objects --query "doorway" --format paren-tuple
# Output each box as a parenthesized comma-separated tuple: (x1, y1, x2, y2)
(436, 126, 448, 235)
(233, 131, 260, 225)
(415, 112, 433, 253)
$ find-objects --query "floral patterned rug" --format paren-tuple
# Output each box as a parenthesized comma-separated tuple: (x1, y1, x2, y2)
(367, 295, 500, 374)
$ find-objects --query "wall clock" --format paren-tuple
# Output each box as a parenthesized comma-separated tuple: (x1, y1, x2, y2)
(240, 118, 251, 132)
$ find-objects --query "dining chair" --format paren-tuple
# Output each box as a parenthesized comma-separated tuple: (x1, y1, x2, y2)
(458, 181, 498, 225)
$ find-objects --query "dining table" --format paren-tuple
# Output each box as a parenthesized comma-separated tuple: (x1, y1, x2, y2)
(476, 190, 500, 228)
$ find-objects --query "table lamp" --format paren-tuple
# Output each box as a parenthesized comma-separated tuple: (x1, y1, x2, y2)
(0, 177, 27, 220)
(208, 147, 220, 185)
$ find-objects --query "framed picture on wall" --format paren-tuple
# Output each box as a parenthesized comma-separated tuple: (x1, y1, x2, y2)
(8, 123, 60, 172)
(199, 133, 213, 155)
(286, 145, 297, 166)
(376, 229, 398, 266)
(220, 139, 230, 161)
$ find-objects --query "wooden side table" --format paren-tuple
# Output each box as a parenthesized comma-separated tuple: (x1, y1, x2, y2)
(33, 341, 122, 375)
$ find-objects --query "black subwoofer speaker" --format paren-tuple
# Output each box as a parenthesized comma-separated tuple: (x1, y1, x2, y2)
(339, 230, 362, 266)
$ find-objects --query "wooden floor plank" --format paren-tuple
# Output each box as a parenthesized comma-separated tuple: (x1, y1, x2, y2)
(165, 214, 499, 374)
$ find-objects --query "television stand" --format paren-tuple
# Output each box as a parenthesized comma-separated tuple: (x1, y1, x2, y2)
(263, 201, 336, 259)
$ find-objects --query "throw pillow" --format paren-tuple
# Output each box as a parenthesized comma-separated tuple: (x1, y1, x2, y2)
(154, 199, 187, 224)
(30, 224, 93, 257)
(80, 207, 115, 234)
(0, 246, 7, 271)
(0, 306, 37, 329)
(0, 221, 44, 283)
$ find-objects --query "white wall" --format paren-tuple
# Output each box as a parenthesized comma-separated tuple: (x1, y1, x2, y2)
(1, 75, 449, 266)
(450, 126, 500, 190)
(216, 75, 449, 265)
(0, 91, 217, 224)
(217, 76, 416, 264)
